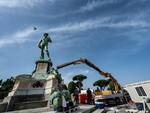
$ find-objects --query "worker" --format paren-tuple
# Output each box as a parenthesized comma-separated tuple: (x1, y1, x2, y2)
(87, 88, 92, 104)
(73, 88, 79, 106)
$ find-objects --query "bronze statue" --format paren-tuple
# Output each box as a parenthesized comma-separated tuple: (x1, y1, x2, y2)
(38, 33, 52, 60)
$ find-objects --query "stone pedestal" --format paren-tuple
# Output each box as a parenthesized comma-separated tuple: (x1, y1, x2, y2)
(32, 60, 53, 80)
(3, 60, 60, 111)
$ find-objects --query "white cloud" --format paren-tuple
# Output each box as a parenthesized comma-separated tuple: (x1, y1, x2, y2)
(79, 0, 99, 12)
(0, 27, 35, 48)
(0, 16, 148, 49)
(0, 0, 51, 8)
(79, 0, 147, 13)
(79, 0, 118, 12)
(44, 0, 148, 19)
(47, 17, 149, 33)
(104, 20, 148, 28)
(47, 17, 109, 33)
(46, 16, 150, 55)
(43, 0, 118, 19)
(107, 28, 150, 56)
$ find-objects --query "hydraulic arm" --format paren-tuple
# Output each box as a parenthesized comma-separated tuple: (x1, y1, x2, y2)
(57, 58, 122, 92)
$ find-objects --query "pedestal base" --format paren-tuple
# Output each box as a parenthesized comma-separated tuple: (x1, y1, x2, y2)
(3, 59, 61, 112)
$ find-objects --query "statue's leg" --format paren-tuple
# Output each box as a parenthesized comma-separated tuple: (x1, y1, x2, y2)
(41, 49, 44, 59)
(46, 50, 52, 65)
(45, 45, 50, 59)
(46, 50, 50, 58)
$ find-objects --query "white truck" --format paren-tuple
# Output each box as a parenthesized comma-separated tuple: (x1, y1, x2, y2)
(125, 80, 150, 113)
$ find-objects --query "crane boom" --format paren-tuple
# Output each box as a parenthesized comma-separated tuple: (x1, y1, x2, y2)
(57, 58, 122, 92)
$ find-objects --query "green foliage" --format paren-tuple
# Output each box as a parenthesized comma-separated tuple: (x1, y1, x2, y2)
(0, 79, 2, 85)
(0, 77, 15, 99)
(73, 74, 87, 82)
(68, 81, 77, 94)
(93, 79, 109, 90)
(76, 81, 83, 91)
(62, 84, 68, 90)
(68, 74, 87, 94)
(72, 74, 87, 92)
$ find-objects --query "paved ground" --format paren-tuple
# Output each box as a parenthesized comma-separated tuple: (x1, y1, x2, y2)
(92, 109, 104, 113)
(72, 105, 95, 113)
(5, 105, 95, 113)
(92, 109, 125, 113)
(6, 107, 51, 113)
(42, 105, 95, 113)
(93, 108, 125, 113)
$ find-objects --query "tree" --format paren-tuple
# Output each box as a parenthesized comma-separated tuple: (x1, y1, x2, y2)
(68, 81, 77, 94)
(0, 79, 2, 86)
(73, 74, 87, 82)
(72, 74, 87, 92)
(0, 77, 15, 99)
(76, 81, 83, 91)
(93, 79, 109, 91)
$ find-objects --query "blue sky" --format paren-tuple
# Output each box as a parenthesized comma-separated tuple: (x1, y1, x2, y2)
(0, 0, 150, 88)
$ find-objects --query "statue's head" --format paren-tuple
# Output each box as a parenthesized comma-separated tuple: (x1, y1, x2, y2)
(44, 33, 48, 37)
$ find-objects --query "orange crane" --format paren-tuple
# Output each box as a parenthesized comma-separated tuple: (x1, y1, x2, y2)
(57, 58, 122, 92)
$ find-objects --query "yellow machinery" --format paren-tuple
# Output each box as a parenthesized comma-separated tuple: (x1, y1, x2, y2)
(57, 58, 122, 93)
(95, 90, 112, 96)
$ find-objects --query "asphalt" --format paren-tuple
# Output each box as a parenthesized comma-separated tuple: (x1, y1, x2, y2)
(5, 105, 98, 113)
(73, 105, 96, 113)
(92, 109, 104, 113)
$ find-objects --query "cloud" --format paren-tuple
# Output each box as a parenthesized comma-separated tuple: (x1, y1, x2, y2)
(47, 17, 149, 33)
(107, 28, 150, 56)
(43, 0, 149, 20)
(42, 0, 118, 19)
(79, 0, 100, 12)
(46, 16, 150, 53)
(126, 0, 148, 6)
(47, 17, 109, 33)
(79, 0, 118, 12)
(0, 0, 55, 8)
(79, 0, 148, 13)
(0, 27, 35, 48)
(0, 16, 149, 50)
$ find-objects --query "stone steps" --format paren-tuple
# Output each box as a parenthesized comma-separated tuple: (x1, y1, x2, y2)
(13, 95, 45, 103)
(6, 107, 51, 113)
(12, 100, 48, 111)
(7, 94, 48, 111)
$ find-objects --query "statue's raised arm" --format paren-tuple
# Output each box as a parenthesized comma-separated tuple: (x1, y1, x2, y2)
(38, 33, 52, 60)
